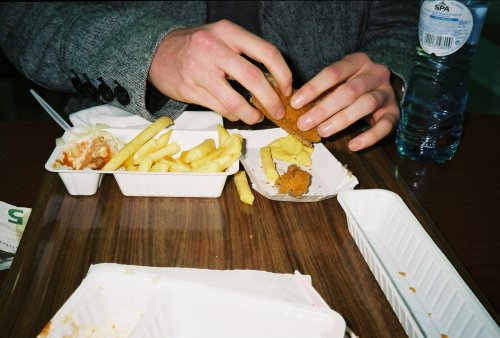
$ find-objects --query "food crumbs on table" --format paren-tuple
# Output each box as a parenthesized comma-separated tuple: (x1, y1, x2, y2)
(399, 271, 407, 277)
(409, 287, 417, 293)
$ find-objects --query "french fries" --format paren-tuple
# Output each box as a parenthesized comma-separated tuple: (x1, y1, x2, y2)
(106, 122, 241, 174)
(260, 133, 315, 187)
(269, 134, 313, 167)
(133, 129, 173, 164)
(260, 146, 279, 184)
(180, 139, 216, 163)
(102, 116, 173, 170)
(234, 171, 255, 205)
(217, 124, 230, 146)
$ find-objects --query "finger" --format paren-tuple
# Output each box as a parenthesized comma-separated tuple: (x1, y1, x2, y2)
(216, 21, 293, 97)
(297, 73, 382, 132)
(218, 52, 285, 120)
(317, 89, 388, 137)
(192, 85, 241, 122)
(348, 110, 399, 151)
(291, 56, 363, 109)
(204, 75, 264, 124)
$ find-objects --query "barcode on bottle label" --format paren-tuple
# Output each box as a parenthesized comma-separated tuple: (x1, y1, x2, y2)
(423, 33, 453, 49)
(418, 0, 473, 56)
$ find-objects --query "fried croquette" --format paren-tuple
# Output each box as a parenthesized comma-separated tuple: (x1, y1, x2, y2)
(249, 74, 321, 146)
(276, 164, 311, 197)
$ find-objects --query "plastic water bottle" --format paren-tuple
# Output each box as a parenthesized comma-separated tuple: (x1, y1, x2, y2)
(396, 0, 489, 163)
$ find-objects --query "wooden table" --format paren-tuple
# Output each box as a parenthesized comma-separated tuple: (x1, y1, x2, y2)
(0, 113, 498, 337)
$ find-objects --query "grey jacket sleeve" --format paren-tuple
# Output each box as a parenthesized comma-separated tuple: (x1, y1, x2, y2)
(0, 2, 189, 121)
(360, 1, 420, 96)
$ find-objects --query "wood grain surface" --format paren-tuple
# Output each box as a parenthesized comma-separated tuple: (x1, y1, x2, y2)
(0, 116, 498, 337)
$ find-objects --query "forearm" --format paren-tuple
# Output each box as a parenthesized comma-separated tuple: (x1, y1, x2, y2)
(361, 0, 419, 96)
(0, 2, 187, 121)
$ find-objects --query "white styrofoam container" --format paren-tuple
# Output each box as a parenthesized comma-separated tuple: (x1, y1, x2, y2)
(337, 189, 500, 338)
(38, 267, 346, 338)
(45, 129, 239, 197)
(237, 128, 358, 202)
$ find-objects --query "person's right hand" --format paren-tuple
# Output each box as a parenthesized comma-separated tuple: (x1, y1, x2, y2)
(148, 19, 292, 124)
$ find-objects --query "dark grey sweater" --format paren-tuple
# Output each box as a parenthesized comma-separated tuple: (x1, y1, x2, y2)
(0, 1, 419, 121)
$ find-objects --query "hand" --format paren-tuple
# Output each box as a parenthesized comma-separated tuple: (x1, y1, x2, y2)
(291, 52, 400, 151)
(148, 20, 292, 124)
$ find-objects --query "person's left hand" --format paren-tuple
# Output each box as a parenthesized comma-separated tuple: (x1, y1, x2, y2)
(290, 52, 400, 151)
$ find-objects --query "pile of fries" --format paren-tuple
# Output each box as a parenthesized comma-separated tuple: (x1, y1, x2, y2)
(99, 116, 314, 204)
(234, 133, 315, 205)
(102, 117, 242, 173)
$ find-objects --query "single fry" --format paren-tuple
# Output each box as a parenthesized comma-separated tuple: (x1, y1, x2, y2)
(217, 134, 243, 170)
(169, 163, 191, 172)
(260, 146, 279, 184)
(102, 116, 173, 170)
(190, 147, 224, 169)
(133, 137, 158, 163)
(180, 139, 216, 163)
(138, 157, 153, 172)
(234, 171, 255, 205)
(123, 154, 134, 168)
(213, 154, 239, 171)
(145, 142, 181, 162)
(158, 158, 176, 168)
(193, 161, 223, 173)
(217, 124, 230, 146)
(220, 134, 242, 158)
(125, 164, 138, 171)
(151, 161, 170, 172)
(156, 129, 173, 148)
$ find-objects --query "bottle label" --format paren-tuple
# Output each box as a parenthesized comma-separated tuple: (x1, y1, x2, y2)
(419, 0, 473, 56)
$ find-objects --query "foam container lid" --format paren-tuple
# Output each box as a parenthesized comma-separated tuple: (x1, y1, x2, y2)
(38, 266, 346, 338)
(338, 189, 500, 338)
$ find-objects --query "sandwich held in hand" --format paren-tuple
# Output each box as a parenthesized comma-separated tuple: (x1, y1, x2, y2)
(250, 74, 321, 146)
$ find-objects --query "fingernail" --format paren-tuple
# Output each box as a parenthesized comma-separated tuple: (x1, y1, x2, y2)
(318, 123, 334, 137)
(291, 94, 304, 109)
(298, 116, 312, 130)
(275, 107, 285, 119)
(348, 139, 362, 151)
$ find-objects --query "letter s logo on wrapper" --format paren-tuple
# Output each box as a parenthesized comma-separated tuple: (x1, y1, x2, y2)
(8, 209, 24, 225)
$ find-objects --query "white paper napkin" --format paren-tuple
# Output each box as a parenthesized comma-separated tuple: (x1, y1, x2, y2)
(69, 105, 223, 131)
